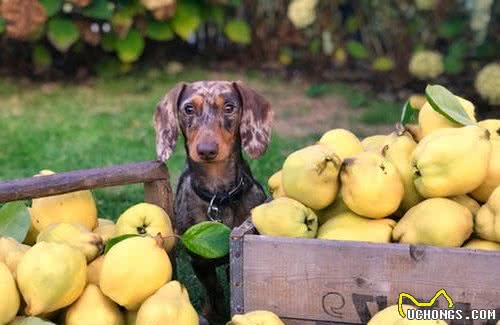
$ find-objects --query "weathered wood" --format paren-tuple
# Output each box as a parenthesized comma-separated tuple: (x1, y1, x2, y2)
(284, 319, 352, 325)
(230, 218, 255, 315)
(144, 178, 174, 222)
(235, 234, 500, 324)
(144, 177, 177, 276)
(0, 160, 168, 202)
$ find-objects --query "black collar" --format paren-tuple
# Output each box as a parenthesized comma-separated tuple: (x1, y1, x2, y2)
(191, 171, 255, 221)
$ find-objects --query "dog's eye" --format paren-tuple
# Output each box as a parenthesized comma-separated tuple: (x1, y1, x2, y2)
(224, 103, 235, 114)
(184, 104, 195, 115)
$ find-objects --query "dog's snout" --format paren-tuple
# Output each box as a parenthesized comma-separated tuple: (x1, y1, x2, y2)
(197, 142, 219, 160)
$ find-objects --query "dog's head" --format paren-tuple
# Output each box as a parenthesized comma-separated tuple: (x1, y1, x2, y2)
(154, 81, 273, 163)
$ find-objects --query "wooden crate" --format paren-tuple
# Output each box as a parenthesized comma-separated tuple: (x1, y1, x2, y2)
(230, 219, 500, 325)
(0, 160, 175, 260)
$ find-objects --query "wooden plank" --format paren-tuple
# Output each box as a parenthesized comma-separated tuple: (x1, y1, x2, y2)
(242, 235, 500, 324)
(230, 218, 255, 315)
(144, 177, 176, 276)
(283, 318, 353, 325)
(0, 160, 168, 202)
(144, 178, 174, 221)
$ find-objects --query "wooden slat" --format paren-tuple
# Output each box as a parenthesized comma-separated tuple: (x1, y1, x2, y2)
(0, 160, 168, 202)
(242, 235, 500, 324)
(230, 218, 255, 315)
(144, 177, 176, 274)
(144, 178, 174, 219)
(284, 318, 352, 325)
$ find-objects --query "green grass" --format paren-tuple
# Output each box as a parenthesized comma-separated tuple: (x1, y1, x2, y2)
(359, 100, 402, 125)
(305, 82, 402, 125)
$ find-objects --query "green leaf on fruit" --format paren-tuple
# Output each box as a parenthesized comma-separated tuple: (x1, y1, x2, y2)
(346, 40, 369, 59)
(11, 317, 56, 325)
(425, 84, 475, 126)
(115, 29, 145, 63)
(0, 19, 5, 34)
(82, 0, 114, 20)
(224, 19, 251, 45)
(0, 202, 31, 243)
(104, 234, 139, 254)
(47, 18, 80, 52)
(146, 20, 174, 41)
(400, 100, 418, 125)
(171, 2, 201, 40)
(39, 0, 63, 17)
(181, 221, 231, 259)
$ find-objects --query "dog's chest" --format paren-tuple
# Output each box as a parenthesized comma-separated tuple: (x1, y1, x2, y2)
(174, 174, 261, 234)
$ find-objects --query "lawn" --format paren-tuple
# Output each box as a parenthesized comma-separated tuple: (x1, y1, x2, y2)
(0, 65, 401, 323)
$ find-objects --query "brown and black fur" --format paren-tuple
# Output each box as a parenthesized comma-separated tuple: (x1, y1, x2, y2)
(154, 81, 273, 323)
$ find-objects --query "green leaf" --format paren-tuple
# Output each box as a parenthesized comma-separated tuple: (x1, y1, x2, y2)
(101, 33, 118, 52)
(372, 56, 395, 72)
(443, 55, 464, 74)
(115, 29, 145, 63)
(448, 40, 468, 59)
(181, 221, 231, 259)
(203, 5, 225, 26)
(438, 18, 467, 39)
(475, 43, 496, 59)
(10, 317, 56, 325)
(346, 40, 369, 59)
(171, 2, 201, 40)
(425, 84, 475, 126)
(47, 18, 80, 52)
(0, 19, 5, 34)
(39, 0, 63, 16)
(104, 234, 139, 254)
(224, 19, 251, 45)
(0, 202, 31, 243)
(400, 100, 418, 125)
(346, 16, 361, 33)
(33, 45, 52, 71)
(309, 38, 321, 55)
(146, 20, 174, 41)
(82, 0, 114, 19)
(95, 58, 123, 78)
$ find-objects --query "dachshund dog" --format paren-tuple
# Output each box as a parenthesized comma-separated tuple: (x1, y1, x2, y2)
(154, 81, 273, 323)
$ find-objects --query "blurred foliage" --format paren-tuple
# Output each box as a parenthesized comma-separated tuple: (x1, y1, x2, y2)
(0, 0, 498, 100)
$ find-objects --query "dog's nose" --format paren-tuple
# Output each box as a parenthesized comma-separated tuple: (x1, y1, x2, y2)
(197, 142, 219, 160)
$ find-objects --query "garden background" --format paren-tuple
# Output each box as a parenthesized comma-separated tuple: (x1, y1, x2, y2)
(0, 0, 499, 322)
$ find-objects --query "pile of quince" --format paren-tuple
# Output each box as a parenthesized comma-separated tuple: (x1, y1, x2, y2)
(254, 87, 500, 253)
(0, 171, 200, 325)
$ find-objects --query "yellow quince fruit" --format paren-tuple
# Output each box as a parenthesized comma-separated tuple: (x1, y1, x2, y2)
(412, 125, 491, 197)
(252, 197, 318, 238)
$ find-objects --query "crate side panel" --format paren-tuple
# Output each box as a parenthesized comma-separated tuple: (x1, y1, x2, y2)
(242, 236, 500, 324)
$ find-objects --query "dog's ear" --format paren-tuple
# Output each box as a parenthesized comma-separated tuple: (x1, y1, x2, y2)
(233, 81, 273, 159)
(154, 82, 186, 162)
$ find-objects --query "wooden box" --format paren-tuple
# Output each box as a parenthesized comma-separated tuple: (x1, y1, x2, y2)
(0, 160, 175, 259)
(230, 219, 500, 325)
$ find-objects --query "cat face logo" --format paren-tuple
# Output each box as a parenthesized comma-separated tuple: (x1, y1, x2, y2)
(398, 289, 454, 318)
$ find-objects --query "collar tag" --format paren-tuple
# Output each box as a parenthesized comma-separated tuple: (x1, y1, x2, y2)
(207, 195, 222, 222)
